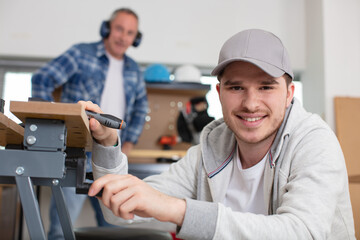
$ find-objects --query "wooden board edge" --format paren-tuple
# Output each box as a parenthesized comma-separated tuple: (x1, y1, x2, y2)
(0, 112, 24, 142)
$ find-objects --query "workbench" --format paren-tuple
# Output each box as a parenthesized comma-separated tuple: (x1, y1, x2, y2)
(0, 101, 92, 240)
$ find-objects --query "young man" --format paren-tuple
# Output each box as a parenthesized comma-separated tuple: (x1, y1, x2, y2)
(31, 8, 148, 239)
(84, 29, 355, 239)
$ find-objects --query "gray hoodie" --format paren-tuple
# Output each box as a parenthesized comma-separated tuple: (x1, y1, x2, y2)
(92, 98, 355, 239)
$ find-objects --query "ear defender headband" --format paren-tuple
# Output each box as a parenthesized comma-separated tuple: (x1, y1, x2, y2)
(99, 20, 142, 47)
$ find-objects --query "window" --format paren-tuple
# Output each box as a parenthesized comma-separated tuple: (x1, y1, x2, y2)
(2, 72, 33, 123)
(200, 76, 222, 119)
(0, 58, 42, 122)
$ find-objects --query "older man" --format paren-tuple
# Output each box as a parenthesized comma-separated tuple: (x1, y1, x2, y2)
(32, 8, 147, 239)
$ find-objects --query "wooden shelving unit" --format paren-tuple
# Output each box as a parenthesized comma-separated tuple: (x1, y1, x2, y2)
(129, 82, 210, 163)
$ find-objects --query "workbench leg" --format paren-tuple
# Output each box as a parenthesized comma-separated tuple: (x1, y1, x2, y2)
(15, 176, 46, 240)
(51, 185, 75, 240)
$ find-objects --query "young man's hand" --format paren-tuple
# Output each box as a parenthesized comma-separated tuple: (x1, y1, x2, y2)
(88, 174, 186, 226)
(78, 101, 118, 147)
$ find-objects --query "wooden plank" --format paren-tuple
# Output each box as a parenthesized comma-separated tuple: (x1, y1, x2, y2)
(334, 97, 360, 240)
(129, 149, 187, 159)
(334, 97, 360, 176)
(0, 185, 19, 240)
(0, 112, 24, 146)
(10, 101, 92, 150)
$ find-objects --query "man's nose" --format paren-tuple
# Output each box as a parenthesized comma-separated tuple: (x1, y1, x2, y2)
(241, 89, 259, 112)
(118, 32, 126, 41)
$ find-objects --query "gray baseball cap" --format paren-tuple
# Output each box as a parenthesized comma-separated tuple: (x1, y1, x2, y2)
(211, 29, 294, 79)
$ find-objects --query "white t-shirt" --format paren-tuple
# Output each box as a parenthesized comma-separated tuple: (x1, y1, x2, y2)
(100, 52, 126, 120)
(223, 146, 268, 215)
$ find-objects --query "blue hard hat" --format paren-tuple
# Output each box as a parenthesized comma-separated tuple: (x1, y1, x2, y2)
(144, 64, 171, 82)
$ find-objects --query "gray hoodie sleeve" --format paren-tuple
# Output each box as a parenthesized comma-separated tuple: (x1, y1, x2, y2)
(91, 140, 220, 238)
(176, 198, 218, 240)
(91, 136, 126, 171)
(91, 139, 154, 225)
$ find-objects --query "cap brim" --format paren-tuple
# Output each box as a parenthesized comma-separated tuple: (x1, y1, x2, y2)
(211, 58, 285, 78)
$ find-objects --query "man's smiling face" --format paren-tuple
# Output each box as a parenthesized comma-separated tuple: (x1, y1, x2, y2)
(104, 12, 138, 60)
(217, 61, 294, 147)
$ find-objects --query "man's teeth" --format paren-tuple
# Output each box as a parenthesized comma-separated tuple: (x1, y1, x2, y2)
(243, 117, 262, 122)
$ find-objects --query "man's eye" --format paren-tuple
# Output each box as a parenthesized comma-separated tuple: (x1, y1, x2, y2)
(260, 86, 273, 90)
(115, 26, 124, 32)
(231, 86, 241, 90)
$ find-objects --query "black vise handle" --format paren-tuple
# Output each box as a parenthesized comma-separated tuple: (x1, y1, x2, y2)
(76, 182, 103, 197)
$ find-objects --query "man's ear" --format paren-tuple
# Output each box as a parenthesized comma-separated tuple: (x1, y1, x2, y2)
(286, 82, 295, 107)
(216, 83, 223, 105)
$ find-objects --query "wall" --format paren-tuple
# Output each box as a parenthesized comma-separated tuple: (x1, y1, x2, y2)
(301, 0, 360, 130)
(322, 0, 360, 129)
(0, 0, 305, 69)
(302, 0, 325, 118)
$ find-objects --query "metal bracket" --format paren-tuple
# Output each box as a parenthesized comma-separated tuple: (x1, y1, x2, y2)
(23, 118, 67, 152)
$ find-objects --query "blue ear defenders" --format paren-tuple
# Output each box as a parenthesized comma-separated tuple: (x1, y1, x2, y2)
(100, 21, 142, 47)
